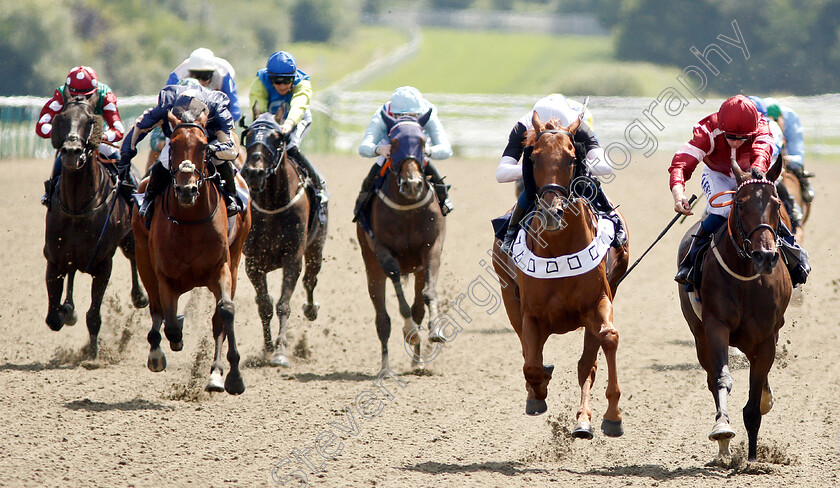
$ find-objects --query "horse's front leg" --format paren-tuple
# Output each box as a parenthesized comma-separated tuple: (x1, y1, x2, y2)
(208, 265, 244, 395)
(520, 314, 551, 416)
(573, 329, 600, 439)
(423, 242, 446, 344)
(374, 242, 412, 322)
(45, 262, 67, 331)
(245, 259, 275, 356)
(744, 338, 777, 461)
(363, 247, 392, 375)
(85, 260, 114, 359)
(119, 232, 149, 308)
(589, 297, 623, 437)
(272, 253, 304, 367)
(158, 282, 184, 352)
(704, 317, 735, 450)
(301, 231, 326, 321)
(62, 270, 78, 326)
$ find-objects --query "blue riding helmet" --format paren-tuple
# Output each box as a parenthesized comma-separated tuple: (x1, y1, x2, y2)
(266, 51, 297, 76)
(747, 96, 768, 116)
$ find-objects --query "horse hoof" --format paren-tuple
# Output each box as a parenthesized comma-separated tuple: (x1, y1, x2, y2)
(302, 302, 319, 321)
(147, 350, 166, 372)
(543, 364, 554, 377)
(269, 352, 290, 367)
(46, 316, 64, 331)
(525, 398, 547, 416)
(572, 422, 594, 439)
(601, 418, 624, 437)
(428, 327, 447, 343)
(132, 292, 149, 309)
(62, 306, 77, 326)
(709, 422, 736, 441)
(170, 341, 184, 352)
(205, 372, 224, 392)
(224, 373, 245, 395)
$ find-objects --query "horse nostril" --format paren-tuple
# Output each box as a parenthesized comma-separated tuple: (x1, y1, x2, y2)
(770, 252, 780, 268)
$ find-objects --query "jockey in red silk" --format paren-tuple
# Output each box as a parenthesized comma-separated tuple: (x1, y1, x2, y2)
(36, 66, 125, 207)
(671, 94, 809, 289)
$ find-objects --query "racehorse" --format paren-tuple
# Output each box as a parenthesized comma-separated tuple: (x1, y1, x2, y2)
(778, 165, 810, 242)
(240, 111, 327, 367)
(43, 94, 148, 358)
(677, 159, 791, 461)
(357, 110, 447, 375)
(133, 109, 252, 394)
(493, 111, 629, 439)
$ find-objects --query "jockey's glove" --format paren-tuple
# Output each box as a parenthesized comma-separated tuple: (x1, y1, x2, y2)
(208, 140, 236, 161)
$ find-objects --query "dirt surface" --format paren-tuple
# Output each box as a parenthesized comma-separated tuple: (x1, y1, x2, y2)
(1, 153, 839, 488)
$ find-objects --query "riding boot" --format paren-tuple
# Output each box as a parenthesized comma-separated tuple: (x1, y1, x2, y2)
(500, 202, 528, 255)
(352, 164, 380, 223)
(216, 160, 240, 215)
(288, 146, 328, 223)
(675, 226, 713, 286)
(788, 163, 815, 203)
(589, 185, 626, 248)
(41, 155, 62, 207)
(139, 162, 170, 221)
(776, 181, 802, 231)
(778, 221, 811, 287)
(424, 161, 454, 216)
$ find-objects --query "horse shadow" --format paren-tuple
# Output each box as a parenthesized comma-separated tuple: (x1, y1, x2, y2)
(281, 371, 379, 383)
(560, 464, 727, 480)
(400, 460, 550, 476)
(63, 397, 174, 412)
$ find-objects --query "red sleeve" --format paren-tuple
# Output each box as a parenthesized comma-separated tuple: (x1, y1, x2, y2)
(35, 89, 64, 139)
(749, 118, 774, 173)
(100, 90, 124, 142)
(668, 117, 713, 188)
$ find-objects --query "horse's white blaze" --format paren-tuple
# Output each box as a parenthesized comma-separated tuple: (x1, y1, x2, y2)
(179, 160, 195, 174)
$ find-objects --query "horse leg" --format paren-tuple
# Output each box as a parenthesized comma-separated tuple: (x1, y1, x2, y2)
(704, 318, 735, 450)
(521, 314, 551, 416)
(45, 262, 66, 331)
(301, 237, 325, 321)
(423, 243, 446, 344)
(146, 308, 166, 372)
(85, 262, 113, 359)
(119, 233, 149, 308)
(245, 260, 275, 356)
(374, 243, 412, 322)
(272, 255, 304, 367)
(592, 300, 623, 437)
(572, 330, 600, 439)
(158, 282, 184, 352)
(745, 338, 777, 461)
(365, 264, 391, 375)
(209, 269, 244, 395)
(62, 270, 78, 326)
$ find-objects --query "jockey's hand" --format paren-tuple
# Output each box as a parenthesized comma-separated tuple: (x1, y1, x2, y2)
(376, 145, 391, 158)
(672, 186, 693, 215)
(424, 145, 432, 158)
(280, 121, 294, 136)
(118, 179, 136, 203)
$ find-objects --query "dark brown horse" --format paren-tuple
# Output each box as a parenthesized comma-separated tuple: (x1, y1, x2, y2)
(779, 166, 810, 242)
(357, 111, 447, 375)
(44, 94, 148, 358)
(677, 159, 791, 461)
(241, 112, 327, 367)
(133, 110, 252, 394)
(493, 112, 629, 439)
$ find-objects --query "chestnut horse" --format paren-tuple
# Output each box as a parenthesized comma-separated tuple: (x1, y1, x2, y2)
(133, 110, 252, 394)
(493, 112, 629, 439)
(44, 95, 148, 358)
(357, 111, 447, 375)
(677, 159, 791, 461)
(241, 112, 327, 367)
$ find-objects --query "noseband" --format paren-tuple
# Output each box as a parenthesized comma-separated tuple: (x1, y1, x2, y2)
(534, 128, 577, 203)
(728, 178, 780, 260)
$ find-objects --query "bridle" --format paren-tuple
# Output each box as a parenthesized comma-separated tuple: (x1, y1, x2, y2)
(712, 178, 781, 260)
(57, 99, 97, 170)
(169, 122, 211, 189)
(243, 122, 285, 176)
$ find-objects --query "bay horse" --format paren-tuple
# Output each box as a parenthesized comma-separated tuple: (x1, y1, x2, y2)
(132, 110, 252, 394)
(357, 111, 447, 375)
(778, 165, 810, 242)
(241, 111, 327, 367)
(44, 94, 148, 358)
(493, 111, 630, 439)
(677, 158, 791, 461)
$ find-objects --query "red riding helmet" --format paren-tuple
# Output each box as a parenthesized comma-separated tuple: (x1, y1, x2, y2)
(717, 95, 759, 136)
(65, 66, 99, 96)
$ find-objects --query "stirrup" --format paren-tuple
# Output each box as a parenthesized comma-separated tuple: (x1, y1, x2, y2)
(500, 228, 518, 255)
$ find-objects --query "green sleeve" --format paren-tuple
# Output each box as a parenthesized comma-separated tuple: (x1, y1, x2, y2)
(286, 79, 312, 127)
(249, 77, 269, 116)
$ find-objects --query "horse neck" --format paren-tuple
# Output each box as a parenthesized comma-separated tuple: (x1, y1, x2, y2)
(715, 212, 762, 276)
(265, 155, 300, 203)
(528, 198, 596, 256)
(59, 156, 103, 212)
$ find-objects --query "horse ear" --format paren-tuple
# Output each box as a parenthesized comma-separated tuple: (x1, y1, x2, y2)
(766, 155, 783, 182)
(274, 105, 286, 125)
(731, 158, 748, 184)
(87, 115, 103, 151)
(251, 101, 261, 121)
(417, 108, 433, 126)
(532, 110, 543, 132)
(381, 110, 397, 131)
(567, 115, 581, 135)
(167, 111, 180, 131)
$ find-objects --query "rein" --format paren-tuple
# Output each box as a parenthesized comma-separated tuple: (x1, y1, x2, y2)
(727, 178, 780, 260)
(245, 125, 309, 214)
(164, 122, 219, 225)
(57, 162, 116, 217)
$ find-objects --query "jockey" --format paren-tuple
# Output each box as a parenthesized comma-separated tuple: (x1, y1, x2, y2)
(118, 81, 241, 222)
(496, 94, 626, 255)
(36, 66, 125, 207)
(355, 86, 454, 219)
(167, 47, 242, 122)
(671, 95, 809, 289)
(764, 98, 815, 203)
(249, 50, 328, 222)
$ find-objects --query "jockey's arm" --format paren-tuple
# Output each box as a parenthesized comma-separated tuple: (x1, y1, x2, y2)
(575, 124, 611, 176)
(358, 110, 388, 158)
(496, 123, 526, 183)
(423, 108, 453, 160)
(119, 104, 167, 173)
(248, 77, 270, 117)
(782, 110, 805, 165)
(221, 72, 242, 122)
(100, 90, 125, 143)
(35, 89, 64, 139)
(284, 79, 312, 130)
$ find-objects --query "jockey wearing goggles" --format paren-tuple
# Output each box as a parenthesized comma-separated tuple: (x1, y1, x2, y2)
(671, 95, 809, 289)
(166, 48, 242, 123)
(497, 94, 626, 255)
(36, 66, 125, 207)
(354, 86, 454, 220)
(249, 50, 328, 223)
(762, 98, 815, 203)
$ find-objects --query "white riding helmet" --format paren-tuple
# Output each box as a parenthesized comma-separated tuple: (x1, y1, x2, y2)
(186, 48, 216, 71)
(389, 86, 425, 115)
(532, 94, 579, 127)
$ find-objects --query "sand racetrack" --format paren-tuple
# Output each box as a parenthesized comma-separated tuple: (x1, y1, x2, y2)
(0, 152, 838, 488)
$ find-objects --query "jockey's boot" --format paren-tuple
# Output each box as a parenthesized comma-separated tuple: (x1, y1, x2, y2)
(674, 226, 713, 286)
(589, 185, 627, 248)
(139, 162, 170, 224)
(288, 146, 328, 223)
(788, 163, 815, 203)
(500, 202, 528, 255)
(352, 164, 380, 223)
(424, 161, 454, 216)
(216, 160, 240, 215)
(778, 221, 811, 287)
(41, 155, 63, 207)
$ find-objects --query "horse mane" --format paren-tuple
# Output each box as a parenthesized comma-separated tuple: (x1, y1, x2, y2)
(523, 117, 564, 147)
(87, 115, 104, 151)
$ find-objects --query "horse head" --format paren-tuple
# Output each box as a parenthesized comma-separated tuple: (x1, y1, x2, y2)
(526, 110, 581, 231)
(382, 110, 432, 200)
(241, 112, 285, 193)
(729, 158, 784, 274)
(51, 95, 103, 172)
(168, 110, 209, 207)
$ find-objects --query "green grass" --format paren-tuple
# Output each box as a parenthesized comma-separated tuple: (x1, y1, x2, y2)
(358, 28, 681, 96)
